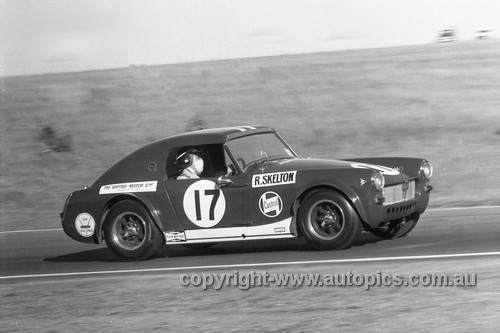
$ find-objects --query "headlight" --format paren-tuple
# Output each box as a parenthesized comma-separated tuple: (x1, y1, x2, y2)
(420, 160, 433, 179)
(371, 171, 385, 191)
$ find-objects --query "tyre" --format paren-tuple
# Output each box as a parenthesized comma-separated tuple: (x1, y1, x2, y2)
(104, 200, 164, 261)
(370, 212, 420, 239)
(299, 190, 361, 250)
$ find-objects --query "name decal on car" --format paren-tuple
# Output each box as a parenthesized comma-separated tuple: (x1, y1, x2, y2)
(99, 181, 158, 194)
(252, 171, 297, 188)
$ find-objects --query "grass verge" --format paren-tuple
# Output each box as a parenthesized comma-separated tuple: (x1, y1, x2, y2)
(1, 41, 500, 231)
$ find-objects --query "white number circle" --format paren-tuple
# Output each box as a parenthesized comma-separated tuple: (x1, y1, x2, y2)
(182, 180, 226, 228)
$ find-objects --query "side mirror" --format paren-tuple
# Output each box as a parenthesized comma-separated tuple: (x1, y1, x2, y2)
(216, 176, 234, 187)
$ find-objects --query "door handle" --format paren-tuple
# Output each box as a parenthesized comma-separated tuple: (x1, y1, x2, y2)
(216, 176, 234, 187)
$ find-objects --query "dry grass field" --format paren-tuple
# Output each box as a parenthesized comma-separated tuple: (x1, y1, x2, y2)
(1, 258, 498, 332)
(1, 40, 500, 231)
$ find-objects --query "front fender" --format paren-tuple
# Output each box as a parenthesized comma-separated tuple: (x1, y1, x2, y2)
(295, 169, 382, 226)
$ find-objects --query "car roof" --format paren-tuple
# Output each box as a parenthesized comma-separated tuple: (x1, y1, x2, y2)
(156, 125, 276, 146)
(92, 125, 277, 185)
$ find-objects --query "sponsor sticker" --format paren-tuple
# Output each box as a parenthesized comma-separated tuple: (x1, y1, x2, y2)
(148, 161, 158, 173)
(165, 231, 186, 243)
(99, 181, 158, 195)
(274, 227, 286, 233)
(252, 171, 297, 188)
(259, 191, 283, 217)
(350, 163, 400, 176)
(183, 180, 226, 228)
(75, 213, 96, 237)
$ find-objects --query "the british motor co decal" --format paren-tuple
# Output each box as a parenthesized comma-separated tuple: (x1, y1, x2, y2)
(252, 171, 297, 188)
(259, 191, 283, 218)
(99, 181, 158, 195)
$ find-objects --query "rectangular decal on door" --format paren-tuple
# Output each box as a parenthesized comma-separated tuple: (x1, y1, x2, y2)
(252, 171, 297, 188)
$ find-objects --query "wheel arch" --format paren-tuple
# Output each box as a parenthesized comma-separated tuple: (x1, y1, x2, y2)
(96, 194, 163, 243)
(293, 184, 369, 236)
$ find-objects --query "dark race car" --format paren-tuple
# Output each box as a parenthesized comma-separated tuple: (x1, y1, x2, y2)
(61, 125, 433, 260)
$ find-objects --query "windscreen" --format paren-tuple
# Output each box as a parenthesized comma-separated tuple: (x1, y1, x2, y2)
(226, 132, 296, 171)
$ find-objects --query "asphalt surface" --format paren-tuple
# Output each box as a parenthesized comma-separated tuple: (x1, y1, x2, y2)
(1, 207, 500, 280)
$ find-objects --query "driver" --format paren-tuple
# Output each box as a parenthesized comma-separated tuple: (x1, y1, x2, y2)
(176, 149, 204, 180)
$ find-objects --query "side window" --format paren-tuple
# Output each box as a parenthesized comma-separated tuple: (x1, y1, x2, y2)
(166, 147, 182, 179)
(166, 144, 229, 179)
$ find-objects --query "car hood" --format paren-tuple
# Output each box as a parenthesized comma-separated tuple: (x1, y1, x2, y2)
(254, 157, 411, 185)
(271, 158, 355, 170)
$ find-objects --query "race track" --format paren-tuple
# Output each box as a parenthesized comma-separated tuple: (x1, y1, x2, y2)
(1, 207, 500, 280)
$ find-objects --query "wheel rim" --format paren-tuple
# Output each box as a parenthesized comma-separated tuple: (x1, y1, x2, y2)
(306, 199, 345, 240)
(111, 212, 147, 250)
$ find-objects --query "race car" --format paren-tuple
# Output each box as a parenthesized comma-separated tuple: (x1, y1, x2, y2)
(61, 125, 433, 260)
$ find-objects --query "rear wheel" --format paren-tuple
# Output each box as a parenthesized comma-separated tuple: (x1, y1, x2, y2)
(370, 212, 420, 239)
(299, 190, 361, 250)
(104, 200, 164, 261)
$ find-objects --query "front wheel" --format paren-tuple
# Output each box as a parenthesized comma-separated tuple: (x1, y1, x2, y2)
(104, 200, 164, 261)
(299, 190, 361, 250)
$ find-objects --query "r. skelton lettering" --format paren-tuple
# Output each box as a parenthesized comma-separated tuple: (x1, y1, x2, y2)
(252, 171, 297, 188)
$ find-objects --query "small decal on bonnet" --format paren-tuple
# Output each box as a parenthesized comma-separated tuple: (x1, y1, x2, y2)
(350, 163, 400, 176)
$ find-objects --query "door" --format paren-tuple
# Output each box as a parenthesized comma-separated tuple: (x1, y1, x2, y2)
(165, 174, 253, 242)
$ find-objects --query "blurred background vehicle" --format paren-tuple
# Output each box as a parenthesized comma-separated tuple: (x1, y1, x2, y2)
(436, 28, 457, 43)
(475, 28, 492, 40)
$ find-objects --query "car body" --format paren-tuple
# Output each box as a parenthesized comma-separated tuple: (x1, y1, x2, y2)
(61, 125, 433, 260)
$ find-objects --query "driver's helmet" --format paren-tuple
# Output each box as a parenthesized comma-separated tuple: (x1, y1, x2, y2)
(175, 149, 204, 169)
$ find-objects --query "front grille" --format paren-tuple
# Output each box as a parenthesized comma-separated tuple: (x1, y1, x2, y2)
(383, 180, 415, 205)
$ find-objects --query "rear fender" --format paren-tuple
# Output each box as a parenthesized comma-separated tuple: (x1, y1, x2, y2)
(96, 193, 182, 243)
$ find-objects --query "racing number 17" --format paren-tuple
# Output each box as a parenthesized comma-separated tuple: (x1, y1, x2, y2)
(194, 189, 220, 221)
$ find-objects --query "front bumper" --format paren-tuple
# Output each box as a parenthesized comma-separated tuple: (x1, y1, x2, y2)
(380, 179, 432, 222)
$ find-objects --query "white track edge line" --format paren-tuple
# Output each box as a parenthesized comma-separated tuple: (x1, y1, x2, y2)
(2, 251, 500, 280)
(427, 205, 500, 212)
(0, 228, 63, 234)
